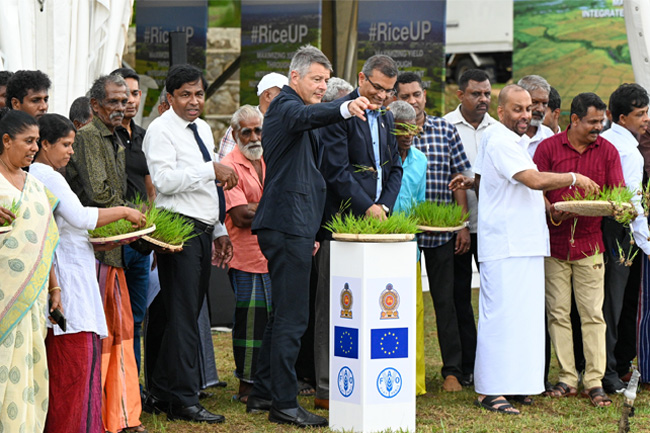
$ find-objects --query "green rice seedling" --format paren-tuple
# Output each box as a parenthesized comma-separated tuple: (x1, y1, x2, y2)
(408, 200, 468, 228)
(130, 197, 197, 246)
(582, 244, 602, 269)
(569, 217, 578, 248)
(0, 199, 19, 227)
(88, 217, 152, 238)
(562, 185, 637, 226)
(324, 212, 420, 235)
(145, 206, 197, 246)
(391, 122, 422, 137)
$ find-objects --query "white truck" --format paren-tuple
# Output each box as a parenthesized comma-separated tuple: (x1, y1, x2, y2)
(445, 0, 513, 83)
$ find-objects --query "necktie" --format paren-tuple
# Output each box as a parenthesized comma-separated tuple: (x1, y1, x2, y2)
(188, 123, 212, 163)
(188, 123, 226, 223)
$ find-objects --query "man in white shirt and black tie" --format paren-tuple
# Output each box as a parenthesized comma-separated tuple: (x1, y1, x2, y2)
(142, 64, 238, 424)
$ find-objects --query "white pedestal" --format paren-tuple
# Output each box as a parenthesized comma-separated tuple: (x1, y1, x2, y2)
(329, 241, 417, 433)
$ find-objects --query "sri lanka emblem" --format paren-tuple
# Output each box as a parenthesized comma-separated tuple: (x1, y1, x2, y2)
(340, 283, 353, 319)
(379, 283, 399, 319)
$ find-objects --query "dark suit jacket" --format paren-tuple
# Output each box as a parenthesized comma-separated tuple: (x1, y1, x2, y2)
(252, 85, 348, 238)
(318, 89, 403, 240)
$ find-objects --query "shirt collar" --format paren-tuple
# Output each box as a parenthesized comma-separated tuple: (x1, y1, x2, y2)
(609, 122, 638, 146)
(91, 116, 116, 138)
(447, 105, 496, 130)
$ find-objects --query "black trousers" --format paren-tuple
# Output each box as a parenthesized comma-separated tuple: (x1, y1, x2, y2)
(423, 240, 463, 378)
(147, 228, 213, 406)
(452, 232, 478, 377)
(602, 218, 636, 389)
(250, 229, 314, 409)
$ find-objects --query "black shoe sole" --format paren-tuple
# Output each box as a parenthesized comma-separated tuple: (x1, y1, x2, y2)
(268, 415, 328, 427)
(167, 415, 225, 424)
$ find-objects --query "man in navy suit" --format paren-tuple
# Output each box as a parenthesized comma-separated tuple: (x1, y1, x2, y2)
(246, 45, 375, 428)
(312, 55, 403, 409)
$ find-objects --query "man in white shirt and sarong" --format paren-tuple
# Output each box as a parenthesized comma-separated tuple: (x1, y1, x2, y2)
(451, 84, 598, 414)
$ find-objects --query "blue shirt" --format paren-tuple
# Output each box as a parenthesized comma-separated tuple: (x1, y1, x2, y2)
(413, 115, 471, 249)
(394, 146, 427, 214)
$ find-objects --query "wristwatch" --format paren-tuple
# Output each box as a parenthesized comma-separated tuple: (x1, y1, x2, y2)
(380, 204, 390, 214)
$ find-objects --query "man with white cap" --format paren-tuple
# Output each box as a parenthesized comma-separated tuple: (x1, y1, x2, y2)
(217, 72, 288, 161)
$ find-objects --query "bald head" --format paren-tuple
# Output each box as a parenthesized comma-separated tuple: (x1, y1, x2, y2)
(498, 84, 528, 107)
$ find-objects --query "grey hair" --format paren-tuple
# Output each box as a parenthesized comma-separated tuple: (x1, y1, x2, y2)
(89, 74, 127, 102)
(517, 75, 551, 95)
(289, 45, 332, 78)
(159, 87, 169, 105)
(230, 105, 263, 131)
(361, 55, 398, 79)
(388, 100, 416, 123)
(323, 77, 353, 103)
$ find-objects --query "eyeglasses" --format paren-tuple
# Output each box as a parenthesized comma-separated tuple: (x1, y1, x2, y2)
(365, 75, 396, 97)
(240, 126, 262, 138)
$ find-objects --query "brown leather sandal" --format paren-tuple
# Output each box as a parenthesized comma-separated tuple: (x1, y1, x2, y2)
(542, 382, 578, 398)
(581, 386, 612, 408)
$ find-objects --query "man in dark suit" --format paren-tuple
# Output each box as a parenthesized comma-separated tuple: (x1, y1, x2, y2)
(312, 55, 403, 410)
(247, 45, 375, 428)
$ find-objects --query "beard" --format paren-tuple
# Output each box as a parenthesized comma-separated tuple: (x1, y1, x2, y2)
(238, 139, 263, 160)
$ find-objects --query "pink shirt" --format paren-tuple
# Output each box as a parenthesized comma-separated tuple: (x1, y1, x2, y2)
(222, 146, 268, 273)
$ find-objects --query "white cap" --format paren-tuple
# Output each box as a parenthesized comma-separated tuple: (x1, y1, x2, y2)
(257, 72, 288, 96)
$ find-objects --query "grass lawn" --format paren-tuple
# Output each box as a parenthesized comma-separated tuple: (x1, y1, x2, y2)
(140, 287, 650, 432)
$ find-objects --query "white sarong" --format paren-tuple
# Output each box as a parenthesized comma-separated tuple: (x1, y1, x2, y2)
(474, 256, 545, 395)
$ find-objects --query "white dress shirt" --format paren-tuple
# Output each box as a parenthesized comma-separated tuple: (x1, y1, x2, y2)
(29, 163, 108, 338)
(143, 108, 227, 239)
(526, 124, 555, 158)
(444, 106, 498, 233)
(601, 122, 650, 254)
(478, 123, 550, 262)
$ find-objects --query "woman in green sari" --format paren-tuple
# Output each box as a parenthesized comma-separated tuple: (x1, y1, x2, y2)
(0, 109, 61, 432)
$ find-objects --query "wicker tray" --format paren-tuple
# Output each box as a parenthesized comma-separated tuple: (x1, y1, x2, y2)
(141, 235, 184, 253)
(89, 225, 156, 246)
(554, 201, 633, 217)
(332, 233, 415, 243)
(417, 221, 469, 233)
(0, 225, 12, 234)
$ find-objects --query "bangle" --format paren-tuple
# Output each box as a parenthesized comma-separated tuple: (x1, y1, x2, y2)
(549, 212, 562, 226)
(570, 172, 576, 187)
(48, 286, 61, 293)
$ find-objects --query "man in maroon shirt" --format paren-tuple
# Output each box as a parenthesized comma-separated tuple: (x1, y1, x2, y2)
(533, 92, 624, 408)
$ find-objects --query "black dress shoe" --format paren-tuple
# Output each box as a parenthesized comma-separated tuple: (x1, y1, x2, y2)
(167, 404, 225, 424)
(198, 391, 214, 400)
(142, 394, 169, 415)
(246, 395, 272, 413)
(269, 405, 328, 427)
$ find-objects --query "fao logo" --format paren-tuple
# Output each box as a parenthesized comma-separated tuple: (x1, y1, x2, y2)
(376, 367, 402, 398)
(338, 366, 354, 398)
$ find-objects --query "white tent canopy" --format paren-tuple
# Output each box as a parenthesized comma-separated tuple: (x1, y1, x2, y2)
(0, 0, 133, 116)
(625, 0, 650, 93)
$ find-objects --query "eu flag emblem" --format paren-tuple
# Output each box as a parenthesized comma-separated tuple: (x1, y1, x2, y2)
(334, 326, 358, 359)
(371, 327, 408, 359)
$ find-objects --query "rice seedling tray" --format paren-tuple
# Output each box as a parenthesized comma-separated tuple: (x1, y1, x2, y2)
(417, 221, 469, 232)
(140, 235, 184, 253)
(332, 233, 415, 242)
(89, 225, 156, 246)
(0, 225, 12, 234)
(554, 200, 633, 217)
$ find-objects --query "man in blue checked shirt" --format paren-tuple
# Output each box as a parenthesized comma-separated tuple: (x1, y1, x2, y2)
(395, 72, 471, 392)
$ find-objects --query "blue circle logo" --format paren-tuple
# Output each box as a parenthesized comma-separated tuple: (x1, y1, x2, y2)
(338, 366, 355, 398)
(376, 367, 402, 398)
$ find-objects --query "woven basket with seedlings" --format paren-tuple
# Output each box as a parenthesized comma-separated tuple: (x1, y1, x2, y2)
(141, 206, 196, 250)
(558, 185, 637, 226)
(324, 211, 420, 242)
(409, 200, 469, 231)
